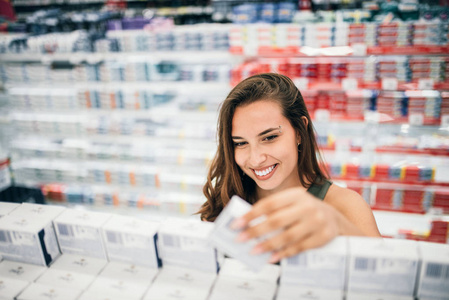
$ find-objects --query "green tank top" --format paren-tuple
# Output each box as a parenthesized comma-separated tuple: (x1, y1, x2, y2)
(307, 179, 332, 200)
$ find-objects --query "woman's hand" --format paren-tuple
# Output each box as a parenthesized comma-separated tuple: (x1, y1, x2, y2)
(231, 187, 351, 263)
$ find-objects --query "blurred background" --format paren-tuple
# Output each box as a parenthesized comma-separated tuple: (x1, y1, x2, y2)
(1, 0, 449, 242)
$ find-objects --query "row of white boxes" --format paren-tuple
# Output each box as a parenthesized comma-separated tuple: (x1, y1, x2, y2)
(0, 201, 448, 300)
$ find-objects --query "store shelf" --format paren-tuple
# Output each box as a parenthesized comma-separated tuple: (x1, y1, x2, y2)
(0, 51, 235, 63)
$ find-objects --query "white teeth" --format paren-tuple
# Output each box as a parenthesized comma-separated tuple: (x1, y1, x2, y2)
(254, 165, 275, 177)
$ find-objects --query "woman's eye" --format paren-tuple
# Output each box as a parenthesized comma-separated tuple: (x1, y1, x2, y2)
(263, 135, 278, 141)
(234, 141, 247, 147)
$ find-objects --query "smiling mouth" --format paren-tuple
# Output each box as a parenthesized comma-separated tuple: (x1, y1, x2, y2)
(252, 164, 278, 177)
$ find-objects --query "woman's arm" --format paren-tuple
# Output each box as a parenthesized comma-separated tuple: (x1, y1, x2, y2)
(231, 186, 381, 263)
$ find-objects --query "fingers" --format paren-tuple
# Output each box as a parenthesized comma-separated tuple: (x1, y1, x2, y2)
(251, 219, 314, 254)
(268, 229, 336, 263)
(232, 188, 308, 230)
(238, 200, 313, 242)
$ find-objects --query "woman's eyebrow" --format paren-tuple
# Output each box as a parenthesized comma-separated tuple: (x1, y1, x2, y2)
(232, 127, 280, 140)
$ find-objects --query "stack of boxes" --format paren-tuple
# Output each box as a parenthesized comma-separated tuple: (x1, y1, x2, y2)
(348, 23, 377, 46)
(0, 202, 449, 299)
(377, 23, 413, 47)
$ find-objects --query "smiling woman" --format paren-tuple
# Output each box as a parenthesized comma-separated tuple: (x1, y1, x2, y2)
(198, 73, 381, 262)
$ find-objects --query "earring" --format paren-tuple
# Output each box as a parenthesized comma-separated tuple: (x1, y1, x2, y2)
(297, 143, 302, 152)
(279, 125, 282, 133)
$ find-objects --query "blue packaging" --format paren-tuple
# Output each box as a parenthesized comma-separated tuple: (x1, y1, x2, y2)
(276, 2, 296, 23)
(233, 4, 258, 24)
(260, 3, 276, 23)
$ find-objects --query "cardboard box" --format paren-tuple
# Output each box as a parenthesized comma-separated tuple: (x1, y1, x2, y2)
(0, 214, 61, 266)
(416, 241, 449, 299)
(0, 276, 29, 300)
(36, 268, 95, 291)
(49, 254, 107, 276)
(347, 237, 419, 297)
(86, 277, 150, 300)
(144, 266, 216, 300)
(102, 215, 160, 268)
(99, 261, 159, 286)
(78, 291, 124, 300)
(276, 286, 344, 300)
(346, 291, 413, 300)
(53, 209, 112, 259)
(0, 203, 20, 218)
(17, 282, 82, 300)
(280, 236, 348, 290)
(209, 258, 280, 300)
(158, 218, 218, 273)
(0, 260, 46, 282)
(208, 195, 272, 272)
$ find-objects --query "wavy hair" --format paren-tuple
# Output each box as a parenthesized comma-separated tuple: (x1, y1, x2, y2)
(198, 73, 328, 221)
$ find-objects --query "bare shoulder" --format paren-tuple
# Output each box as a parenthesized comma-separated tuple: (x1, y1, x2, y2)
(323, 183, 366, 209)
(323, 183, 381, 237)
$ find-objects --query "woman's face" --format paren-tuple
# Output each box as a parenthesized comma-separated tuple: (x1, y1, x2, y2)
(231, 100, 302, 198)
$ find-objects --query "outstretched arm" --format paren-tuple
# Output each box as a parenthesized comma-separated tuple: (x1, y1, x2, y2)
(231, 186, 381, 263)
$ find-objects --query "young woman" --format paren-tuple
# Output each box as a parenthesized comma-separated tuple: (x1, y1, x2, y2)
(198, 73, 381, 263)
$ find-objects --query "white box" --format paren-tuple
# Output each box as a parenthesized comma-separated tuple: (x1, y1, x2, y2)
(78, 291, 125, 300)
(36, 268, 96, 291)
(143, 280, 208, 300)
(0, 202, 20, 217)
(209, 258, 279, 300)
(17, 282, 82, 300)
(347, 237, 419, 297)
(86, 277, 150, 300)
(152, 265, 216, 289)
(209, 276, 277, 300)
(102, 215, 160, 268)
(219, 258, 280, 283)
(53, 209, 112, 259)
(158, 218, 218, 273)
(0, 260, 46, 282)
(208, 195, 272, 272)
(0, 214, 61, 266)
(144, 266, 216, 300)
(280, 236, 348, 290)
(346, 291, 413, 300)
(416, 241, 449, 299)
(99, 261, 159, 286)
(276, 286, 344, 300)
(9, 203, 65, 220)
(49, 254, 107, 276)
(0, 276, 29, 300)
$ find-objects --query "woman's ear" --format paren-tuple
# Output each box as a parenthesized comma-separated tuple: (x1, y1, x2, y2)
(301, 116, 309, 128)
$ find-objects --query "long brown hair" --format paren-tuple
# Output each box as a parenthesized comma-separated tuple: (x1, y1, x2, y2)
(198, 73, 328, 221)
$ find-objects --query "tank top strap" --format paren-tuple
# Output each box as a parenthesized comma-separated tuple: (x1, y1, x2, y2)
(307, 179, 332, 200)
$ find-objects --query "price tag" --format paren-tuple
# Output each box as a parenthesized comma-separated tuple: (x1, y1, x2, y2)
(418, 78, 434, 90)
(381, 78, 398, 91)
(314, 109, 330, 122)
(352, 43, 367, 56)
(342, 78, 358, 91)
(442, 114, 449, 127)
(293, 77, 309, 90)
(409, 113, 424, 126)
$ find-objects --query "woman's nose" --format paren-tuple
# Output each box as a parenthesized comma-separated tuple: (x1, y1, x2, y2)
(248, 145, 267, 167)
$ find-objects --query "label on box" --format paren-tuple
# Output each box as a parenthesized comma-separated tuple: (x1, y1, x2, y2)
(36, 269, 96, 291)
(441, 114, 449, 127)
(0, 260, 46, 282)
(352, 43, 367, 56)
(342, 78, 358, 91)
(50, 254, 108, 276)
(293, 78, 309, 90)
(382, 78, 398, 91)
(409, 113, 424, 126)
(314, 109, 330, 122)
(418, 78, 434, 90)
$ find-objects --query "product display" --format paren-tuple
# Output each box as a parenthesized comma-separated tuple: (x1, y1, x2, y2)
(0, 202, 448, 300)
(1, 4, 449, 300)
